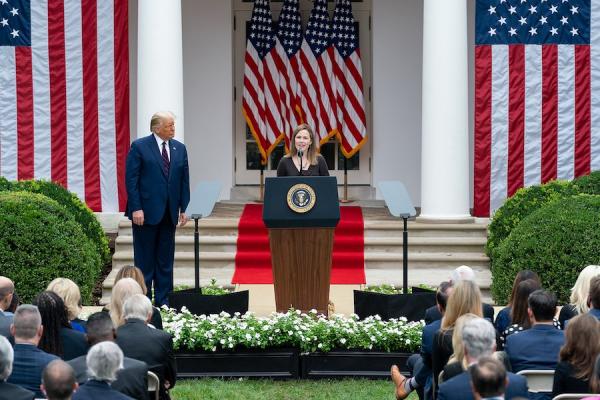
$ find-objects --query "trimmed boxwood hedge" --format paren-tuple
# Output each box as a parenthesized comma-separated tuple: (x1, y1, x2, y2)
(573, 170, 600, 196)
(491, 194, 600, 304)
(0, 191, 102, 303)
(1, 179, 110, 264)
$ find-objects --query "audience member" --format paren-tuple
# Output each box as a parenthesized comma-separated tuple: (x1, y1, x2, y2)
(68, 312, 148, 400)
(72, 342, 132, 400)
(558, 265, 600, 327)
(437, 318, 528, 400)
(500, 279, 544, 345)
(116, 294, 176, 400)
(0, 276, 15, 338)
(588, 275, 600, 320)
(7, 305, 59, 398)
(114, 265, 163, 329)
(442, 313, 481, 382)
(469, 357, 508, 400)
(584, 355, 600, 400)
(33, 291, 88, 361)
(432, 280, 484, 390)
(552, 313, 600, 397)
(494, 270, 540, 334)
(6, 291, 20, 315)
(41, 360, 78, 400)
(424, 266, 494, 324)
(391, 281, 454, 400)
(47, 278, 86, 332)
(0, 335, 34, 400)
(108, 278, 144, 328)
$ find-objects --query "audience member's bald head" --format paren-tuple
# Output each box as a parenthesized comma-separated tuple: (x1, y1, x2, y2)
(42, 360, 77, 400)
(11, 304, 42, 343)
(0, 276, 14, 311)
(469, 356, 507, 399)
(451, 266, 476, 282)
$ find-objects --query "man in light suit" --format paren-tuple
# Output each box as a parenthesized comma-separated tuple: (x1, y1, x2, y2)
(125, 111, 190, 306)
(0, 277, 14, 339)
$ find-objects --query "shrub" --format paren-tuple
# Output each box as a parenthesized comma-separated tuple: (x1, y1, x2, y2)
(486, 180, 576, 256)
(573, 171, 600, 195)
(7, 180, 110, 264)
(0, 176, 10, 191)
(0, 191, 102, 303)
(491, 195, 600, 304)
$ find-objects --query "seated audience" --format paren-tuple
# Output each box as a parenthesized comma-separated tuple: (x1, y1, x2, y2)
(391, 281, 454, 400)
(47, 278, 86, 332)
(494, 270, 540, 334)
(500, 279, 543, 345)
(116, 294, 176, 400)
(432, 279, 483, 390)
(0, 335, 34, 400)
(552, 313, 600, 398)
(582, 355, 600, 400)
(441, 313, 481, 383)
(41, 360, 78, 400)
(114, 265, 163, 329)
(72, 342, 132, 400)
(588, 275, 600, 320)
(68, 312, 148, 400)
(425, 266, 494, 323)
(558, 265, 600, 327)
(6, 291, 20, 315)
(108, 278, 144, 328)
(7, 304, 59, 398)
(0, 276, 15, 338)
(437, 318, 528, 400)
(33, 291, 88, 361)
(469, 357, 509, 400)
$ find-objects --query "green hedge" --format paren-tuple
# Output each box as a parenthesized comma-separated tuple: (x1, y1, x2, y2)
(491, 194, 600, 304)
(1, 179, 110, 264)
(573, 170, 600, 195)
(0, 191, 102, 303)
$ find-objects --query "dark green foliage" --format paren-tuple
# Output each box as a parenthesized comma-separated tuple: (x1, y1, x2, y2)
(0, 177, 10, 191)
(3, 179, 110, 264)
(491, 195, 600, 304)
(0, 191, 101, 303)
(486, 180, 576, 257)
(573, 171, 600, 195)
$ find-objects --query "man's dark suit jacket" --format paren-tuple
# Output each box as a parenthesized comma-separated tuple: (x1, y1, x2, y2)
(505, 324, 564, 373)
(0, 381, 35, 400)
(61, 327, 88, 361)
(7, 343, 58, 398)
(0, 310, 12, 338)
(73, 379, 133, 400)
(424, 303, 495, 325)
(116, 319, 176, 392)
(69, 353, 148, 400)
(437, 370, 528, 400)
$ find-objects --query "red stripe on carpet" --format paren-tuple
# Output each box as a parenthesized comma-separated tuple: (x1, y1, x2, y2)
(231, 204, 366, 284)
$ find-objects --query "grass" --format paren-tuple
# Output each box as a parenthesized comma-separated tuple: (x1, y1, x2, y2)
(170, 378, 420, 399)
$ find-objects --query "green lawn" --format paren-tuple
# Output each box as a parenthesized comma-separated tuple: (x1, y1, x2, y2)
(170, 378, 419, 400)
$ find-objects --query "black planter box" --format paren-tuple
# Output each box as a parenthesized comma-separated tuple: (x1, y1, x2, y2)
(354, 290, 436, 322)
(300, 350, 413, 379)
(168, 290, 249, 316)
(175, 347, 299, 378)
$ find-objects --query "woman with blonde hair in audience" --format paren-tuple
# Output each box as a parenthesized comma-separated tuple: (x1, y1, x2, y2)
(113, 265, 163, 329)
(432, 280, 483, 390)
(440, 313, 480, 383)
(109, 278, 144, 327)
(559, 265, 600, 327)
(494, 270, 540, 334)
(47, 277, 86, 332)
(552, 313, 600, 398)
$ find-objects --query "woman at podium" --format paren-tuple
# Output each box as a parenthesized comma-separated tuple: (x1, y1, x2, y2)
(277, 124, 329, 177)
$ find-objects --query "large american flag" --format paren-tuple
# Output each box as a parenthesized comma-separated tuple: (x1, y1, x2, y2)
(474, 0, 599, 216)
(0, 0, 129, 212)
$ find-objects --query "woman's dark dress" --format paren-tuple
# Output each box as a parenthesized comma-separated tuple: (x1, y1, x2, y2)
(276, 154, 329, 176)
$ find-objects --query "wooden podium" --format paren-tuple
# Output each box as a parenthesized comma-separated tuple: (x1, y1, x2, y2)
(263, 176, 340, 315)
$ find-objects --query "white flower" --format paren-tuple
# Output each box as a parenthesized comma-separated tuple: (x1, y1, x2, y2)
(340, 338, 347, 344)
(245, 333, 252, 340)
(318, 343, 323, 348)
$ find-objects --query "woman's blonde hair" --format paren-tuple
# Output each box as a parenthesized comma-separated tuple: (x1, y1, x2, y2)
(441, 280, 483, 331)
(448, 313, 480, 368)
(570, 265, 600, 314)
(115, 265, 147, 295)
(286, 123, 319, 165)
(109, 278, 143, 327)
(46, 278, 82, 321)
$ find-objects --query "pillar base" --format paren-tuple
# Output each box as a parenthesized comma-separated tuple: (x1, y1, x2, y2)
(416, 215, 474, 224)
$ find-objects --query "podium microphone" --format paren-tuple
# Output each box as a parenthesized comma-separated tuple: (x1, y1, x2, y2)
(297, 149, 304, 176)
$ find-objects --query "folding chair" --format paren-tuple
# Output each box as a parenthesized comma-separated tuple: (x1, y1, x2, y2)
(553, 394, 596, 400)
(147, 370, 160, 400)
(516, 369, 555, 393)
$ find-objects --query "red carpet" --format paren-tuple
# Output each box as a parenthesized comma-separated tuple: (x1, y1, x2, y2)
(231, 204, 365, 284)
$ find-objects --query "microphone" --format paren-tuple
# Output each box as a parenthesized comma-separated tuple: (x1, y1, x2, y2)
(297, 149, 303, 176)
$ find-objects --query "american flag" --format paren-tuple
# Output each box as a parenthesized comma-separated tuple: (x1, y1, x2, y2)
(300, 0, 337, 143)
(474, 0, 599, 216)
(242, 0, 284, 163)
(332, 0, 367, 158)
(0, 0, 129, 212)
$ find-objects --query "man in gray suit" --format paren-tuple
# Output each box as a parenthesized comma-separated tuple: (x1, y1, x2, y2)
(0, 277, 15, 338)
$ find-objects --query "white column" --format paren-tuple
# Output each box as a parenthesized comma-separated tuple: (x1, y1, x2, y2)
(137, 0, 185, 141)
(420, 0, 471, 220)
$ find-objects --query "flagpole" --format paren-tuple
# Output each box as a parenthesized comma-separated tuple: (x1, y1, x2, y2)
(258, 163, 265, 203)
(340, 157, 351, 203)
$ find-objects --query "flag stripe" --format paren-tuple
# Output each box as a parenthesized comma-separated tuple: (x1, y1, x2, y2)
(592, 0, 600, 171)
(574, 44, 591, 177)
(541, 45, 558, 183)
(474, 45, 492, 217)
(490, 45, 509, 213)
(557, 44, 575, 181)
(523, 45, 542, 187)
(16, 47, 34, 180)
(0, 47, 17, 181)
(508, 45, 525, 197)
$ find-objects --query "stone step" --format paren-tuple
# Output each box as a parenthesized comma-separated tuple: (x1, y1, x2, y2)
(117, 219, 239, 236)
(115, 235, 238, 254)
(364, 220, 488, 238)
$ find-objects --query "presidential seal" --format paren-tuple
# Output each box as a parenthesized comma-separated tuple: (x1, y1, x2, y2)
(287, 183, 316, 213)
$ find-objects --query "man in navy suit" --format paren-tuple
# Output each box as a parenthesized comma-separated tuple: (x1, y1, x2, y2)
(41, 360, 78, 400)
(125, 111, 190, 306)
(469, 357, 510, 400)
(0, 335, 34, 400)
(0, 277, 14, 339)
(437, 318, 528, 400)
